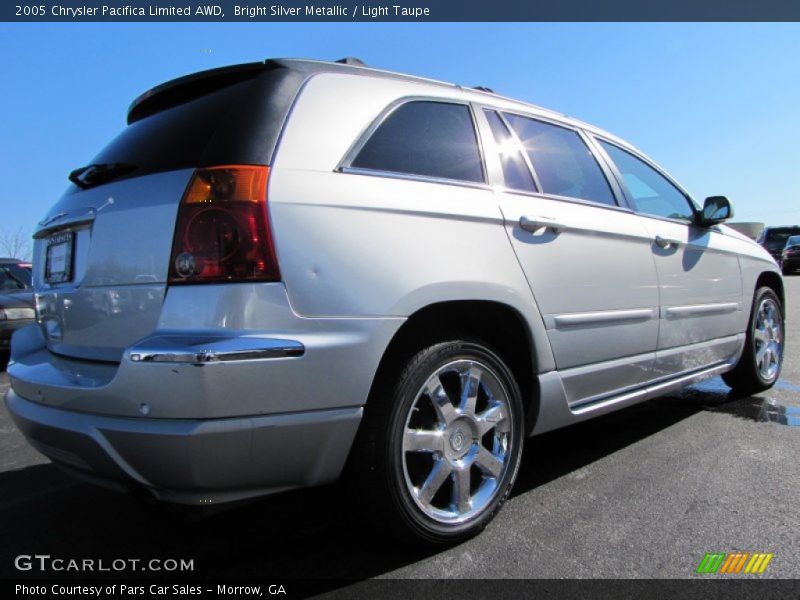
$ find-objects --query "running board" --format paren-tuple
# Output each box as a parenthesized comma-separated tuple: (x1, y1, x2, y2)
(530, 361, 734, 436)
(571, 361, 733, 414)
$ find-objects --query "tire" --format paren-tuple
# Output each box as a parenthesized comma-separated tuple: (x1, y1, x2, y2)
(722, 286, 784, 395)
(350, 339, 525, 545)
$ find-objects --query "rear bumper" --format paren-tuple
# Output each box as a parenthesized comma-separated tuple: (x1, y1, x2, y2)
(5, 387, 362, 504)
(5, 283, 404, 502)
(8, 284, 403, 419)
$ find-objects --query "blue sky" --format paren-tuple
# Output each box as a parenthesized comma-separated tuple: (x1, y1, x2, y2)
(1, 23, 798, 239)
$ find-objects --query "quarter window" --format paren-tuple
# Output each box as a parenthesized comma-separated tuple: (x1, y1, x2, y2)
(351, 101, 484, 183)
(599, 141, 695, 221)
(504, 114, 616, 206)
(483, 110, 536, 193)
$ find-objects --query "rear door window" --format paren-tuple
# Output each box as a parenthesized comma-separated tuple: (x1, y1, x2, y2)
(483, 110, 536, 193)
(504, 114, 616, 206)
(351, 101, 485, 184)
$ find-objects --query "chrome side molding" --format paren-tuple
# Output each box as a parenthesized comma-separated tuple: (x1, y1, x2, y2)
(129, 335, 305, 364)
(551, 307, 657, 328)
(664, 302, 740, 318)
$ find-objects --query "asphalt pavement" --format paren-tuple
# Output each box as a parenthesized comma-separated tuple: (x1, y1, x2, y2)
(1, 277, 798, 582)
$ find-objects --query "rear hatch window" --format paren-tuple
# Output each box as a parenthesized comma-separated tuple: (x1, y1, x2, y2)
(87, 80, 252, 183)
(65, 63, 307, 191)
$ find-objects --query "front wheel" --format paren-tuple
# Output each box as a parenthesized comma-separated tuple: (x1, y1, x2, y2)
(722, 286, 784, 395)
(353, 340, 525, 544)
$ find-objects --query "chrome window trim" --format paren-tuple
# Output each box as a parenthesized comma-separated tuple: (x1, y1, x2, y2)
(339, 166, 492, 191)
(484, 104, 586, 135)
(337, 96, 489, 186)
(470, 103, 505, 188)
(635, 211, 700, 228)
(580, 130, 631, 209)
(466, 101, 490, 185)
(489, 186, 636, 215)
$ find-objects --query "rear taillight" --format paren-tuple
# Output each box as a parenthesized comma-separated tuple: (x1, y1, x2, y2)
(168, 165, 279, 284)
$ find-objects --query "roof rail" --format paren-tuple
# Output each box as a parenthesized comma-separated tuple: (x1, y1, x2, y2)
(473, 86, 495, 93)
(335, 57, 367, 66)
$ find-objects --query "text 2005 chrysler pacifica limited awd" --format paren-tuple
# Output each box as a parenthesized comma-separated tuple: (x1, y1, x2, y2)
(5, 58, 785, 543)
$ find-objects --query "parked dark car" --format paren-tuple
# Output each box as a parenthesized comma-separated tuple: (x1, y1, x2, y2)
(758, 226, 800, 262)
(782, 235, 800, 274)
(0, 258, 35, 359)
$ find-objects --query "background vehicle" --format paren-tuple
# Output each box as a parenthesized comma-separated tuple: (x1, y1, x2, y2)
(782, 235, 800, 274)
(4, 58, 785, 544)
(0, 258, 35, 361)
(758, 225, 800, 262)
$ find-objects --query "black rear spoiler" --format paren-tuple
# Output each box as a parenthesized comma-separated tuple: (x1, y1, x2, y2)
(126, 61, 274, 124)
(125, 57, 409, 126)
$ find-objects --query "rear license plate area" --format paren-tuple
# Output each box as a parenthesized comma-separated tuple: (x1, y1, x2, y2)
(45, 231, 75, 284)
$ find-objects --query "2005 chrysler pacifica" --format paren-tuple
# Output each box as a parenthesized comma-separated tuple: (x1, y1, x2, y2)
(6, 58, 786, 543)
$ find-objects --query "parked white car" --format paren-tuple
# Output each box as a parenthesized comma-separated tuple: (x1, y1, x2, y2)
(6, 58, 785, 543)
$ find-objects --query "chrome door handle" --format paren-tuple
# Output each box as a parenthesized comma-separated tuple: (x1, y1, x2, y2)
(519, 215, 568, 234)
(655, 235, 681, 249)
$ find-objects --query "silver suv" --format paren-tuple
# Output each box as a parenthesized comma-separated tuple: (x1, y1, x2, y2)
(6, 58, 785, 543)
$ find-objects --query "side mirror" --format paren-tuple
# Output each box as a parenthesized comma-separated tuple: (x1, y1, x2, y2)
(699, 196, 733, 226)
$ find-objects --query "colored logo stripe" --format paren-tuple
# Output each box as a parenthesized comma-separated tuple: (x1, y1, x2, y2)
(745, 553, 774, 574)
(696, 553, 726, 573)
(697, 553, 773, 574)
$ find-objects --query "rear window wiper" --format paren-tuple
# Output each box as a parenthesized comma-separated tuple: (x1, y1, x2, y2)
(69, 162, 137, 189)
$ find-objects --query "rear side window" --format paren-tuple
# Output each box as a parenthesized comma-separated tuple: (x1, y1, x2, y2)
(483, 110, 536, 193)
(351, 101, 484, 183)
(504, 114, 616, 206)
(599, 141, 694, 221)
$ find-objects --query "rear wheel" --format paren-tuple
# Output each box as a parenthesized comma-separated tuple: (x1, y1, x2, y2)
(722, 286, 784, 395)
(352, 339, 524, 545)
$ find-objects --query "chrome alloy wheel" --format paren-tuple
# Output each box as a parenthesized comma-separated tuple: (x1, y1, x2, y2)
(754, 296, 783, 382)
(401, 359, 514, 524)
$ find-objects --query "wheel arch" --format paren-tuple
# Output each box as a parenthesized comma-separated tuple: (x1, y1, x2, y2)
(367, 300, 542, 434)
(756, 271, 785, 310)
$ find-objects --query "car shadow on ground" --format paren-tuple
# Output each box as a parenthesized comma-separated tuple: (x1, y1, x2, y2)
(0, 388, 717, 585)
